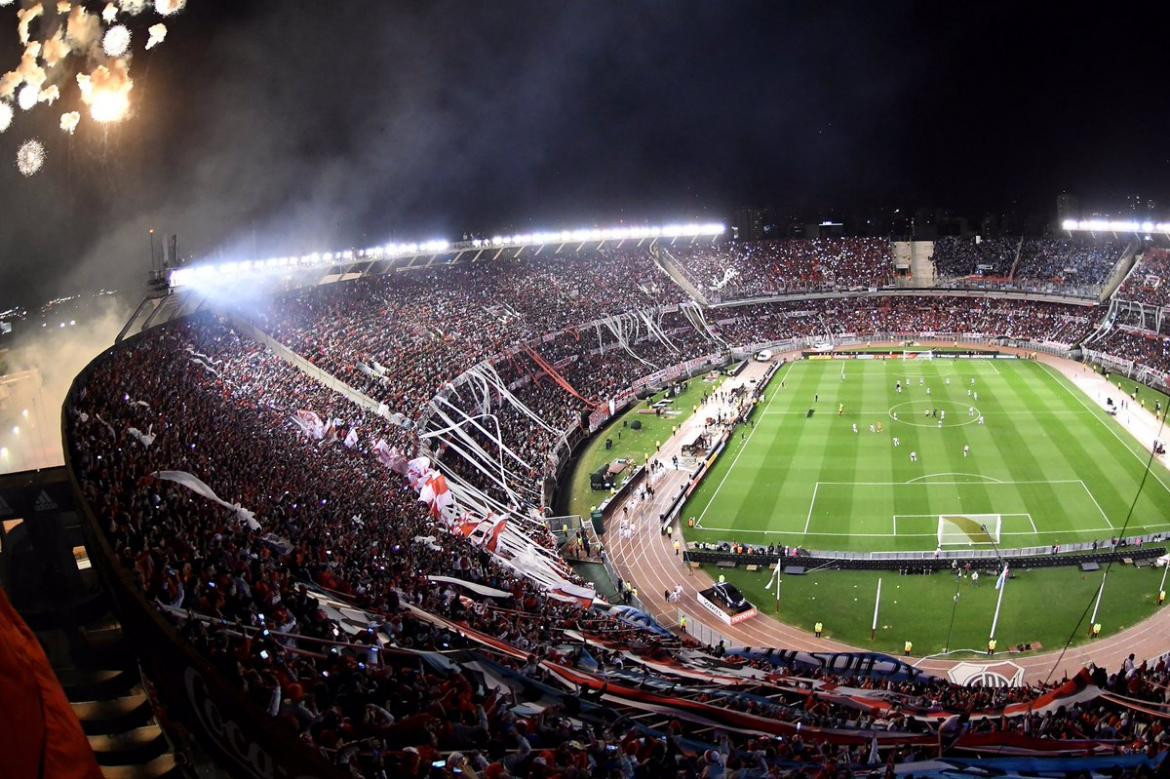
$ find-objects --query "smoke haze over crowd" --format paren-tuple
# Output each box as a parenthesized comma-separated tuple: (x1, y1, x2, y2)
(0, 294, 129, 473)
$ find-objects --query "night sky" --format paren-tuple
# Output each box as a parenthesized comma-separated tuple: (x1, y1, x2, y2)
(0, 1, 1167, 307)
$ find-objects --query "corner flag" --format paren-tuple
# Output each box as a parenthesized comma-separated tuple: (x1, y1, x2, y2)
(995, 565, 1009, 590)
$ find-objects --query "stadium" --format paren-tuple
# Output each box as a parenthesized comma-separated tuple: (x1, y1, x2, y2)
(46, 224, 1170, 776)
(3, 4, 1170, 777)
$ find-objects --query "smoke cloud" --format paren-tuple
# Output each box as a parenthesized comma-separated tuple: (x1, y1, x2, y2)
(0, 295, 131, 474)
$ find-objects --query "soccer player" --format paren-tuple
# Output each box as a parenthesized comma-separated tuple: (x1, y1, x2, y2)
(945, 377, 951, 385)
(838, 403, 845, 415)
(910, 451, 918, 462)
(969, 406, 975, 416)
(920, 378, 924, 385)
(896, 381, 902, 393)
(926, 387, 932, 396)
(940, 410, 946, 420)
(978, 415, 985, 425)
(971, 378, 976, 386)
(869, 424, 875, 433)
(893, 436, 900, 447)
(973, 391, 978, 400)
(963, 444, 969, 457)
(938, 419, 943, 428)
(852, 423, 858, 433)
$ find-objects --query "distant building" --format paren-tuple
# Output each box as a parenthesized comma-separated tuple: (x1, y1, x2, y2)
(733, 207, 769, 241)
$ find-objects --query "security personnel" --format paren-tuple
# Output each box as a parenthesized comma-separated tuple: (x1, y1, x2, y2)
(814, 622, 823, 638)
(987, 638, 997, 655)
(1091, 623, 1102, 638)
(680, 614, 687, 631)
(1159, 590, 1166, 606)
(904, 640, 913, 656)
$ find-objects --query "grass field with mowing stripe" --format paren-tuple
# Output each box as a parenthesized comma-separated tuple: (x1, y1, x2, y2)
(683, 356, 1170, 552)
(699, 562, 1167, 657)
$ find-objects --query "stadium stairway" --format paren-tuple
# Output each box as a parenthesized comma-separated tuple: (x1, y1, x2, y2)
(36, 611, 182, 778)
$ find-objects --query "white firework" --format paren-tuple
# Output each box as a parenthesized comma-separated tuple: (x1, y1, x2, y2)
(60, 111, 81, 135)
(16, 139, 45, 177)
(0, 101, 13, 133)
(145, 22, 167, 50)
(119, 0, 147, 13)
(102, 2, 118, 23)
(154, 0, 186, 15)
(18, 84, 38, 111)
(103, 25, 131, 57)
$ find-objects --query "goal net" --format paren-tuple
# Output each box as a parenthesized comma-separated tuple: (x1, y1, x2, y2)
(902, 349, 934, 361)
(937, 514, 1001, 546)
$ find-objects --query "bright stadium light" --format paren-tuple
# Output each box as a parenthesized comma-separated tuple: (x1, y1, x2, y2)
(167, 220, 725, 287)
(1062, 218, 1170, 233)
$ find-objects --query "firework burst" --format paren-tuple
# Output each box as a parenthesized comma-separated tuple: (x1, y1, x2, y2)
(103, 25, 131, 57)
(60, 110, 80, 134)
(16, 139, 45, 176)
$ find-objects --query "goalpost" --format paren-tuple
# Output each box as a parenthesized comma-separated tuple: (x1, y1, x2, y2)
(937, 514, 1001, 546)
(902, 349, 934, 361)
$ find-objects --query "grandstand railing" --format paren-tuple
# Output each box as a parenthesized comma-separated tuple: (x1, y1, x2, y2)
(679, 610, 732, 649)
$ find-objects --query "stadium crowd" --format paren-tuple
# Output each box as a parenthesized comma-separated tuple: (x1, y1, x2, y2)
(932, 237, 1125, 297)
(1094, 327, 1170, 378)
(931, 237, 1019, 279)
(1015, 238, 1126, 288)
(1117, 248, 1170, 307)
(715, 296, 1099, 346)
(62, 241, 1170, 776)
(667, 239, 893, 300)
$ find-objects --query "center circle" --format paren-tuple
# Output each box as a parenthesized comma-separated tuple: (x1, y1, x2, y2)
(888, 399, 981, 427)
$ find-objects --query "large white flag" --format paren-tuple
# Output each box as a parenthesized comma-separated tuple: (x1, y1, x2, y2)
(152, 470, 261, 530)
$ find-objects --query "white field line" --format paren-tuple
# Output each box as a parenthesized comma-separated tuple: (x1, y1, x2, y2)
(803, 482, 820, 535)
(906, 472, 1004, 483)
(694, 362, 793, 524)
(1079, 479, 1114, 529)
(892, 513, 1032, 518)
(694, 526, 1124, 537)
(1038, 361, 1170, 498)
(816, 479, 1083, 486)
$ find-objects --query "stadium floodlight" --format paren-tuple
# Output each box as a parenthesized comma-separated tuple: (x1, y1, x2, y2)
(1062, 218, 1170, 233)
(167, 219, 725, 288)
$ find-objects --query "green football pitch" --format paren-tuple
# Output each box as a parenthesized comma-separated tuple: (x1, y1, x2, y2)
(683, 356, 1170, 552)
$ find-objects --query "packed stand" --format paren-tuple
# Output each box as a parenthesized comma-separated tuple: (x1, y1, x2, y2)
(931, 236, 1018, 279)
(1014, 238, 1127, 293)
(668, 238, 894, 300)
(257, 245, 688, 420)
(1093, 327, 1170, 378)
(714, 296, 1099, 346)
(1117, 248, 1170, 307)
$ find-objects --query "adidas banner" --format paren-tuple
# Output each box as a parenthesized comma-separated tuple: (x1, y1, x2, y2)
(0, 478, 74, 519)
